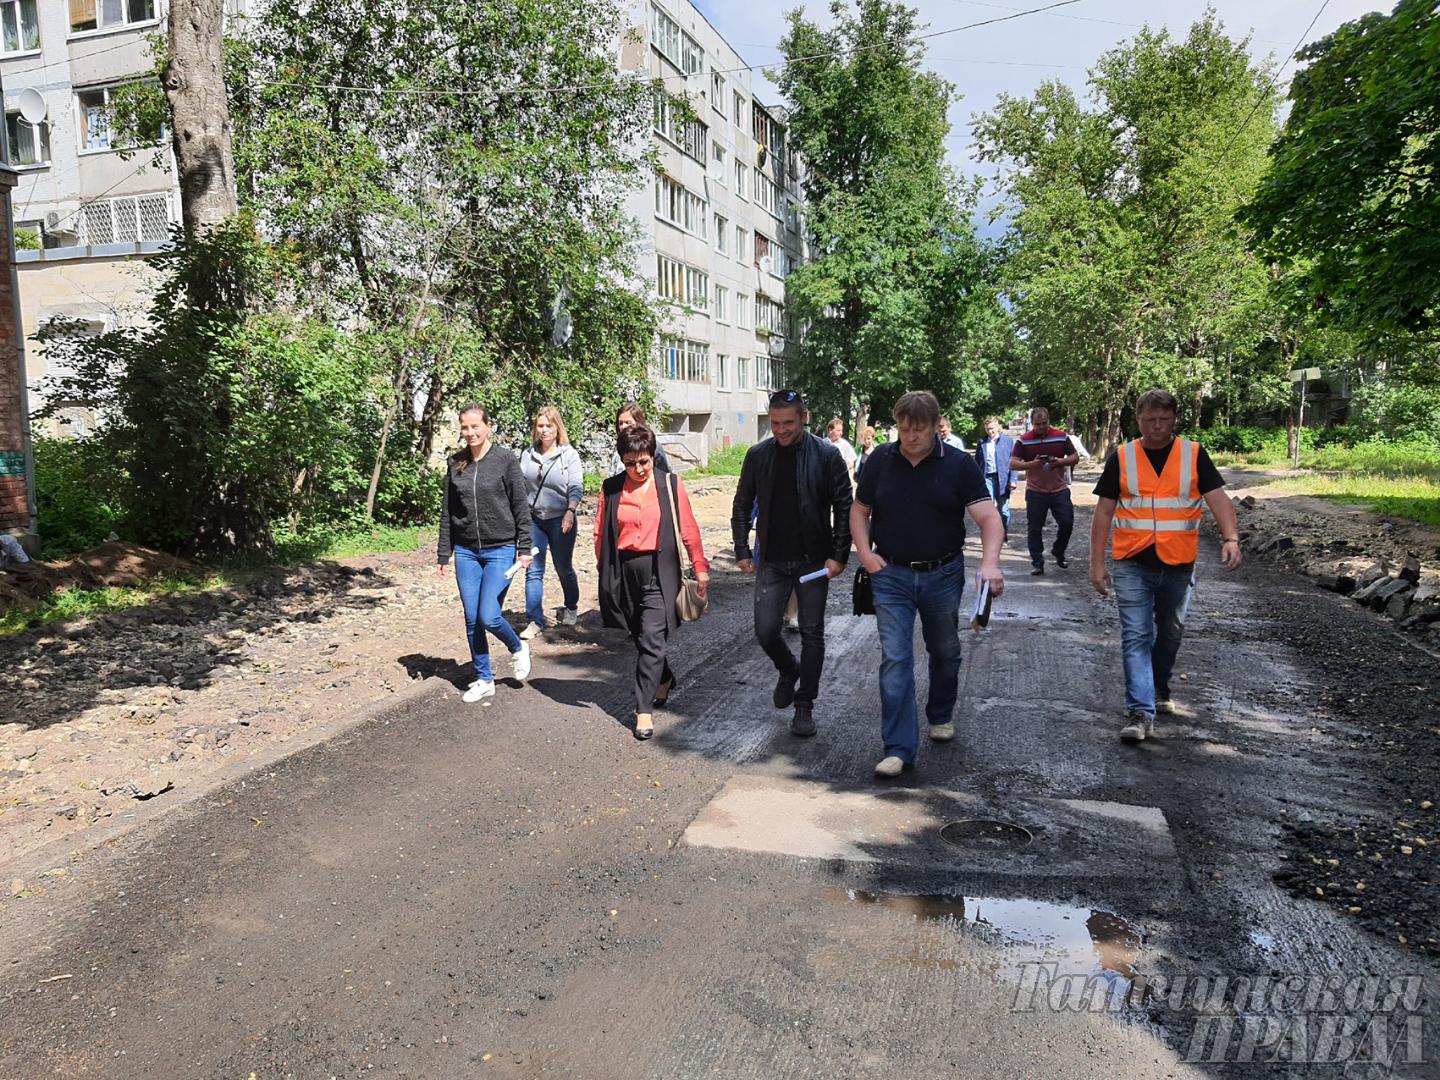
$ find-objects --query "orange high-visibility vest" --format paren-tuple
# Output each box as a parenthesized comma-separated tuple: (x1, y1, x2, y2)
(1112, 438, 1204, 564)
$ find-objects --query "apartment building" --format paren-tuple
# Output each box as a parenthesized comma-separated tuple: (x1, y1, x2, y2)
(622, 0, 806, 464)
(1, 0, 181, 434)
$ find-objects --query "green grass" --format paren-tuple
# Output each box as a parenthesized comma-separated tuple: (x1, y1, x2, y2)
(0, 572, 234, 638)
(1234, 437, 1440, 527)
(693, 442, 750, 477)
(267, 522, 433, 563)
(1, 522, 435, 638)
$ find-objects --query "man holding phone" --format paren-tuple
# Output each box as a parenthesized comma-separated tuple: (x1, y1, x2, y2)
(1011, 407, 1078, 576)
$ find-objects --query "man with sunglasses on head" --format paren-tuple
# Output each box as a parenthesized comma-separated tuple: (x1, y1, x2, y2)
(733, 390, 854, 737)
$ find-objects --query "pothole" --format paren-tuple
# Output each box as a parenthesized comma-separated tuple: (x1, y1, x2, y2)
(939, 818, 1034, 851)
(825, 887, 1145, 1012)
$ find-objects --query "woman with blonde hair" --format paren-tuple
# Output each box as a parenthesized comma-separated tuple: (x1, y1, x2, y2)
(519, 405, 585, 637)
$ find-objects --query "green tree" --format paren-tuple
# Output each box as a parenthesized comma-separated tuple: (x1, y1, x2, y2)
(976, 15, 1279, 453)
(229, 0, 660, 468)
(1242, 0, 1440, 337)
(776, 0, 1000, 432)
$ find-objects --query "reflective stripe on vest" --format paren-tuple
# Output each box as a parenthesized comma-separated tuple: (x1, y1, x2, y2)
(1113, 438, 1204, 563)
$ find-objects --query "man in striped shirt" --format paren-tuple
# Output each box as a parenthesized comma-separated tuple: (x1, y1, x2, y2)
(1010, 407, 1079, 576)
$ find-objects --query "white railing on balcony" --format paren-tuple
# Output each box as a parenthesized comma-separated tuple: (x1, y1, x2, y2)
(76, 191, 175, 246)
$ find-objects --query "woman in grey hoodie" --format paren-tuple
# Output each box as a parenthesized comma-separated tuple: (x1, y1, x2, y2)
(519, 405, 585, 637)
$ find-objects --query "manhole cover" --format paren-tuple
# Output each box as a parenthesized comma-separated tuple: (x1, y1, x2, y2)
(939, 819, 1033, 851)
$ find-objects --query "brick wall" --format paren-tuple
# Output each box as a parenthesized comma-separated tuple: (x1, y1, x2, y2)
(0, 161, 33, 537)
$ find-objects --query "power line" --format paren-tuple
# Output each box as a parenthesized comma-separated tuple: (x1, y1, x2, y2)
(251, 0, 1085, 99)
(942, 0, 1295, 48)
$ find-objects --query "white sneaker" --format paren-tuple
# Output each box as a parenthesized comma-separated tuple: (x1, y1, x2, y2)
(512, 643, 531, 682)
(874, 755, 906, 778)
(784, 615, 800, 632)
(519, 621, 543, 640)
(929, 723, 955, 742)
(559, 607, 578, 627)
(462, 679, 495, 703)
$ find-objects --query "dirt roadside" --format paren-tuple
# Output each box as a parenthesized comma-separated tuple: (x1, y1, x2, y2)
(0, 476, 742, 872)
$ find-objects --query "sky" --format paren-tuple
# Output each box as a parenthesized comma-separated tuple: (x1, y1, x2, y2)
(692, 0, 1386, 228)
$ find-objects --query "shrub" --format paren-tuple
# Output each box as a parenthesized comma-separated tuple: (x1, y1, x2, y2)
(1190, 426, 1282, 454)
(698, 442, 750, 476)
(32, 435, 128, 557)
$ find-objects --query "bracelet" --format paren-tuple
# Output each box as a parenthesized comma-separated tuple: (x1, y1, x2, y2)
(1221, 538, 1239, 544)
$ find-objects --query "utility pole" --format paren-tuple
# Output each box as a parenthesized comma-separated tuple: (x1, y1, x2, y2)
(1288, 366, 1319, 469)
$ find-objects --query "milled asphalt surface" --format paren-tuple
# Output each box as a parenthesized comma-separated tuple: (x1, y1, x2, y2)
(2, 490, 1437, 1078)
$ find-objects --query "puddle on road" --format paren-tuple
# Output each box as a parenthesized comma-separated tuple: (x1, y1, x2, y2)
(825, 887, 1144, 1010)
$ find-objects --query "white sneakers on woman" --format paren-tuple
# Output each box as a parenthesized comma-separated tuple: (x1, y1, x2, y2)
(463, 679, 495, 703)
(519, 621, 543, 640)
(512, 643, 531, 682)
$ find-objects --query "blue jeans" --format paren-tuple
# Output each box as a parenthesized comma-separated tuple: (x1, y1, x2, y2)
(870, 557, 965, 764)
(984, 473, 1011, 535)
(1111, 558, 1195, 718)
(453, 544, 523, 681)
(526, 515, 579, 626)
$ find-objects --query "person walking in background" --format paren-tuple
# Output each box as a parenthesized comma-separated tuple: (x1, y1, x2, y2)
(1089, 388, 1241, 743)
(595, 425, 709, 741)
(609, 402, 671, 475)
(436, 403, 534, 703)
(1011, 407, 1078, 576)
(732, 389, 853, 738)
(854, 426, 877, 481)
(519, 405, 584, 639)
(825, 418, 857, 475)
(974, 416, 1017, 540)
(938, 416, 966, 452)
(851, 391, 1005, 778)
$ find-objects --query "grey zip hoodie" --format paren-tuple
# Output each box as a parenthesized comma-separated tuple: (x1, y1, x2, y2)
(519, 443, 584, 521)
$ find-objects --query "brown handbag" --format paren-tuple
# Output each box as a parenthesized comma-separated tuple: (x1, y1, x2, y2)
(667, 472, 708, 622)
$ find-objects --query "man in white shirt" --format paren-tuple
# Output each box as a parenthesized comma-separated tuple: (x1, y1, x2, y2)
(938, 417, 966, 452)
(826, 418, 858, 474)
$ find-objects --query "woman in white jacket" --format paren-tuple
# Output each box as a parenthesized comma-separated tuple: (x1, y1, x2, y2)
(519, 405, 585, 637)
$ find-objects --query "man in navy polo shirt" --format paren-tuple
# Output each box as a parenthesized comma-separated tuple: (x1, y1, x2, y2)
(851, 391, 1006, 778)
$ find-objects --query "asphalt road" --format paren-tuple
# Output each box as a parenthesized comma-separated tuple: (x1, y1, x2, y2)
(2, 499, 1437, 1078)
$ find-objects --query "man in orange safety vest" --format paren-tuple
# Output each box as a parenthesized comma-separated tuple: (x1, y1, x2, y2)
(1089, 388, 1242, 742)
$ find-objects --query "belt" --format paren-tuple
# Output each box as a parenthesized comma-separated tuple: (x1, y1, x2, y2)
(879, 552, 960, 572)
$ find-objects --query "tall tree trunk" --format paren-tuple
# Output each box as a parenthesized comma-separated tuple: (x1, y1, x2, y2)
(163, 0, 236, 237)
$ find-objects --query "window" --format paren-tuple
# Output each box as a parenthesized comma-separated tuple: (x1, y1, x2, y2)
(713, 285, 729, 323)
(737, 356, 750, 389)
(714, 214, 727, 254)
(736, 293, 751, 330)
(734, 161, 747, 200)
(756, 295, 784, 333)
(715, 354, 729, 389)
(710, 140, 726, 182)
(733, 91, 745, 127)
(785, 201, 800, 233)
(754, 230, 773, 269)
(77, 84, 163, 152)
(6, 112, 50, 167)
(77, 192, 172, 244)
(650, 4, 700, 74)
(735, 225, 748, 260)
(656, 335, 709, 383)
(754, 356, 787, 391)
(2, 0, 38, 53)
(656, 254, 707, 309)
(653, 93, 706, 163)
(70, 0, 155, 34)
(756, 173, 781, 217)
(684, 265, 708, 308)
(711, 71, 725, 113)
(655, 174, 706, 236)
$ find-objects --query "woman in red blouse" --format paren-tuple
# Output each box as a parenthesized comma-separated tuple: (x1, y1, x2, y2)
(594, 425, 709, 740)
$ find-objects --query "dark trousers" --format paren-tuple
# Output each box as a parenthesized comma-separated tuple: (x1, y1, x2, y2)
(754, 559, 829, 706)
(1026, 488, 1074, 568)
(619, 551, 673, 714)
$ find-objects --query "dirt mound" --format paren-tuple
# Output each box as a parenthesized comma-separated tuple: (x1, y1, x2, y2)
(0, 542, 200, 609)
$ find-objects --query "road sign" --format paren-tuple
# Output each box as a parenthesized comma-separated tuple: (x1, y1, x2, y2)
(1289, 367, 1321, 382)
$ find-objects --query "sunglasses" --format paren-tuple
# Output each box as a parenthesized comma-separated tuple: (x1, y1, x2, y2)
(768, 389, 801, 406)
(622, 458, 652, 469)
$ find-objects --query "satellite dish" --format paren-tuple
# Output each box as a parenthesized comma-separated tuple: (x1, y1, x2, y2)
(18, 88, 46, 125)
(767, 334, 785, 357)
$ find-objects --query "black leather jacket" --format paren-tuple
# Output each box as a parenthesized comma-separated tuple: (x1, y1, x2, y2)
(731, 432, 854, 565)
